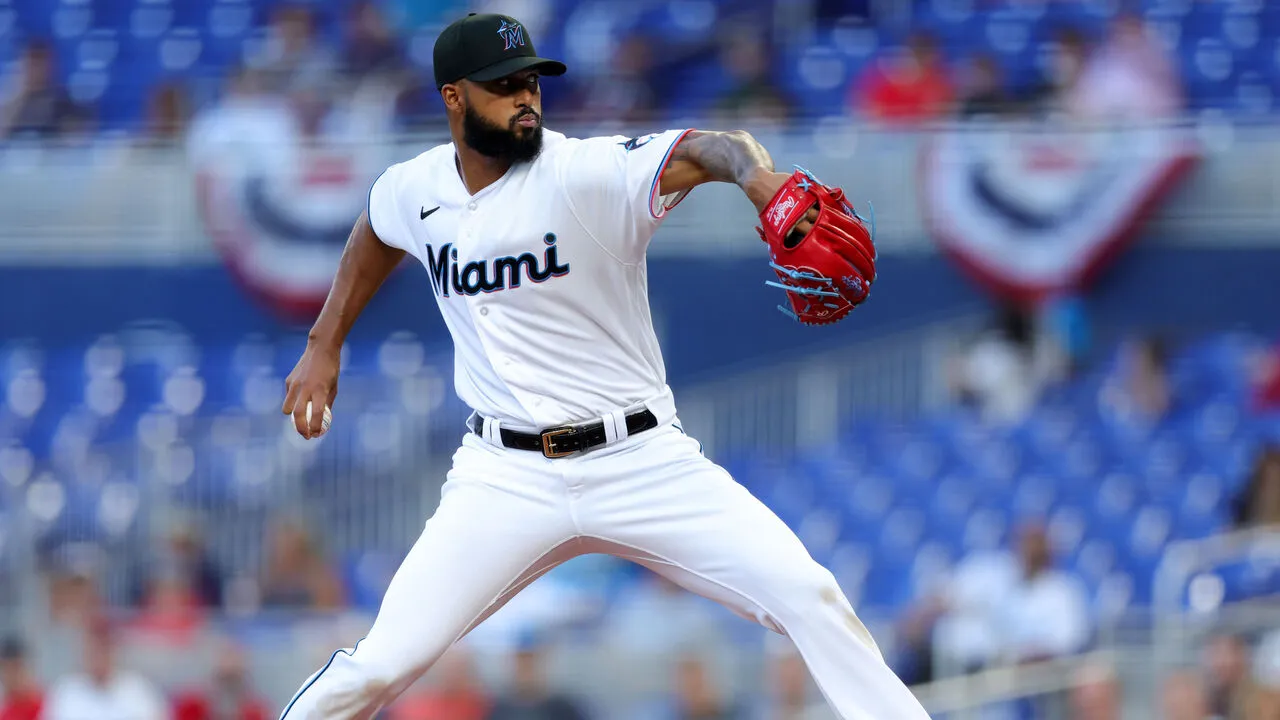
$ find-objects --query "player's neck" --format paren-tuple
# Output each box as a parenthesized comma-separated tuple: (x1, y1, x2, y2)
(453, 144, 512, 196)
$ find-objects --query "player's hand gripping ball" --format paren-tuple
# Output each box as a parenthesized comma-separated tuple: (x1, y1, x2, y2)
(304, 401, 332, 439)
(756, 167, 877, 326)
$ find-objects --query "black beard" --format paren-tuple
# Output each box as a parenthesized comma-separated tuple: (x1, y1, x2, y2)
(462, 105, 542, 163)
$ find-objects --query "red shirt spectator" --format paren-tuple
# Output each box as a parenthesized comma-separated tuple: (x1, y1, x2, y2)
(1067, 12, 1182, 122)
(850, 33, 953, 124)
(1252, 345, 1280, 411)
(171, 640, 271, 720)
(0, 693, 42, 720)
(172, 691, 270, 720)
(388, 691, 490, 720)
(388, 649, 490, 720)
(128, 576, 208, 646)
(0, 637, 43, 720)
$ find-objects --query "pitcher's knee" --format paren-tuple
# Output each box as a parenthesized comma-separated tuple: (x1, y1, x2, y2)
(784, 564, 883, 657)
(767, 562, 843, 619)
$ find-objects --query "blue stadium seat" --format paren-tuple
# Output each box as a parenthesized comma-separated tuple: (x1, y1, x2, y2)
(1071, 539, 1117, 588)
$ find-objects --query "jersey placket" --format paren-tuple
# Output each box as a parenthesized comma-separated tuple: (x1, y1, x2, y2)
(456, 189, 549, 427)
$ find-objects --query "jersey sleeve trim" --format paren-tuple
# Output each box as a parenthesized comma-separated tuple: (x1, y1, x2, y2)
(647, 128, 695, 220)
(366, 164, 395, 247)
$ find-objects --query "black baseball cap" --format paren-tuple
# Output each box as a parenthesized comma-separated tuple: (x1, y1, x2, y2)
(433, 13, 567, 90)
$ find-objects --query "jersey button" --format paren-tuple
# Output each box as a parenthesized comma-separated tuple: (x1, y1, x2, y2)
(479, 307, 489, 316)
(467, 202, 477, 211)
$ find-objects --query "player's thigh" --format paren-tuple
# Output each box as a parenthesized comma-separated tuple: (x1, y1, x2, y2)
(357, 434, 580, 674)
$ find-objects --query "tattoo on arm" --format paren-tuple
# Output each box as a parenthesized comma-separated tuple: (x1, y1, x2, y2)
(672, 130, 775, 188)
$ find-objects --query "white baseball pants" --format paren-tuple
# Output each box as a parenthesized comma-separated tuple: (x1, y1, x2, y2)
(278, 421, 930, 720)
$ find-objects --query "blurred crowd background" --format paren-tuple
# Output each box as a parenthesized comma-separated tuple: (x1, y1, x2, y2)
(2, 0, 1280, 718)
(4, 0, 1272, 144)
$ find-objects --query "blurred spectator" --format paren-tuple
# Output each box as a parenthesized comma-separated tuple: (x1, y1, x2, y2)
(0, 39, 92, 140)
(1161, 669, 1210, 720)
(848, 32, 953, 125)
(128, 574, 207, 645)
(1250, 343, 1280, 412)
(45, 558, 103, 630)
(712, 26, 793, 129)
(172, 640, 270, 720)
(914, 544, 1020, 678)
(1028, 26, 1091, 118)
(1001, 522, 1091, 664)
(0, 638, 43, 720)
(956, 54, 1013, 119)
(138, 82, 192, 147)
(342, 1, 404, 81)
(1232, 446, 1280, 530)
(634, 655, 741, 720)
(1253, 630, 1280, 719)
(259, 516, 347, 611)
(1041, 294, 1093, 379)
(387, 646, 491, 720)
(1068, 11, 1182, 122)
(255, 4, 338, 95)
(948, 304, 1057, 425)
(1100, 335, 1174, 426)
(671, 654, 739, 720)
(485, 638, 588, 720)
(30, 552, 106, 688)
(130, 519, 225, 610)
(42, 616, 167, 720)
(1204, 633, 1260, 719)
(1068, 661, 1121, 720)
(923, 521, 1090, 674)
(752, 648, 821, 720)
(185, 65, 293, 167)
(290, 76, 338, 142)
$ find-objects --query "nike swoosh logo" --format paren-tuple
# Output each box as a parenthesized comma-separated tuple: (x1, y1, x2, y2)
(420, 206, 440, 220)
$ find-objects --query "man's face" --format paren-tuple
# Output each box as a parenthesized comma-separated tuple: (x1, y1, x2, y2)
(512, 648, 545, 695)
(1018, 525, 1051, 576)
(457, 70, 544, 163)
(1205, 635, 1247, 687)
(21, 46, 52, 89)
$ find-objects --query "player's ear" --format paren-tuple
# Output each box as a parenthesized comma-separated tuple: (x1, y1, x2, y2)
(440, 83, 463, 113)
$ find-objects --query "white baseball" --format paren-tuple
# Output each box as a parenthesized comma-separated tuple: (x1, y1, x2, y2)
(305, 401, 333, 437)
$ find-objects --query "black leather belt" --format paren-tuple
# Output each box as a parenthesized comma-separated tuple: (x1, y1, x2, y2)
(472, 409, 659, 458)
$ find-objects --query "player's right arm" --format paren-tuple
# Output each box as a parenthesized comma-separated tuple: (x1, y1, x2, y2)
(282, 210, 405, 438)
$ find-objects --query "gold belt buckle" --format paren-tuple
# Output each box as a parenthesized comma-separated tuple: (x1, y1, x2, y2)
(540, 426, 576, 458)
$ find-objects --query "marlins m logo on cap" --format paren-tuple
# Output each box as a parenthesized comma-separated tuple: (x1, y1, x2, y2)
(432, 13, 565, 89)
(497, 19, 526, 50)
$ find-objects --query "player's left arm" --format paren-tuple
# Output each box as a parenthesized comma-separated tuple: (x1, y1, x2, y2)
(659, 130, 816, 222)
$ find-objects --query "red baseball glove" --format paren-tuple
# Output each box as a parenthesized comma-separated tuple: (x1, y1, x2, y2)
(757, 167, 877, 326)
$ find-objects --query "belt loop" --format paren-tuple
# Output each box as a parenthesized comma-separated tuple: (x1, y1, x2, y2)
(604, 409, 628, 445)
(483, 417, 503, 446)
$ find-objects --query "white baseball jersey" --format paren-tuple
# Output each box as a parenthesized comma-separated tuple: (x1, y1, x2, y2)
(367, 128, 692, 430)
(285, 127, 934, 720)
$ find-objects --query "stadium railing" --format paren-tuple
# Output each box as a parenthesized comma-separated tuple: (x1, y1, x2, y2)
(1153, 524, 1280, 674)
